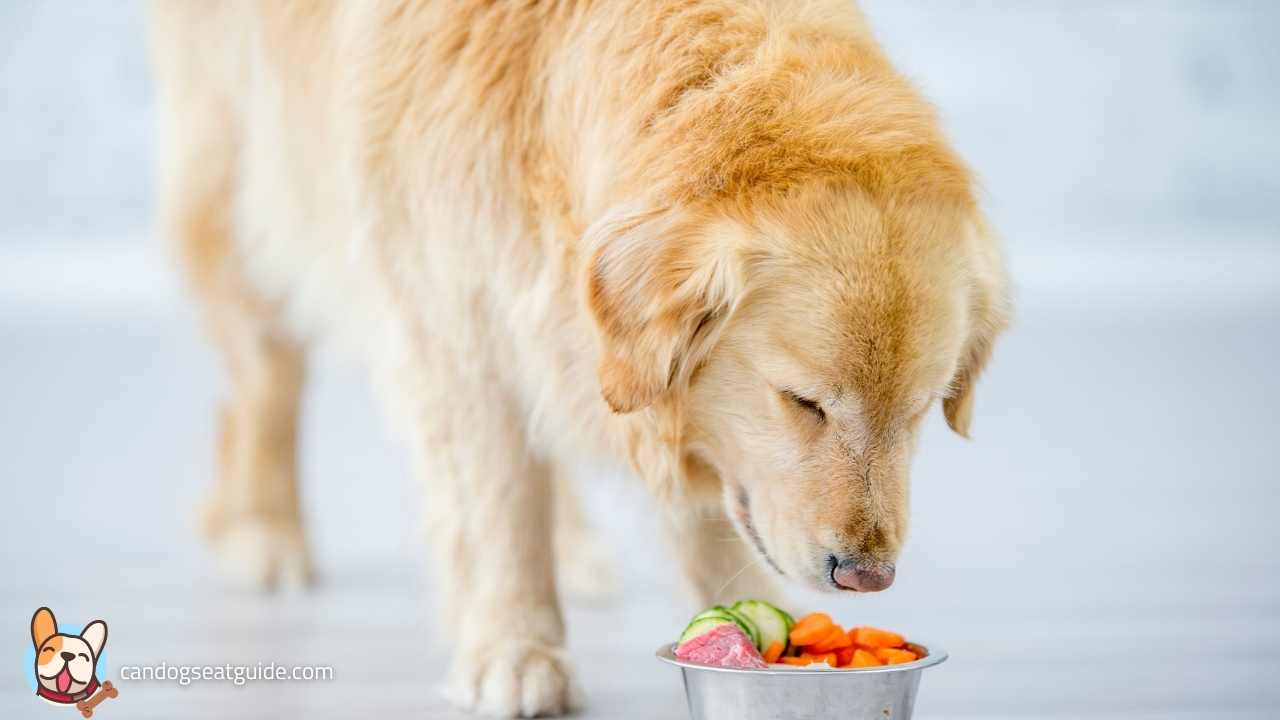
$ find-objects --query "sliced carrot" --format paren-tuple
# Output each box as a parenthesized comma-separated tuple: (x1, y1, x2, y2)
(851, 648, 883, 668)
(834, 647, 856, 668)
(851, 626, 906, 649)
(800, 651, 838, 667)
(779, 655, 812, 666)
(788, 613, 835, 646)
(807, 624, 853, 653)
(793, 626, 828, 650)
(762, 641, 784, 664)
(874, 648, 918, 665)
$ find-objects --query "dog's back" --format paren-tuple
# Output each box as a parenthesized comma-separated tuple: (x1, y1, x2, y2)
(150, 2, 580, 350)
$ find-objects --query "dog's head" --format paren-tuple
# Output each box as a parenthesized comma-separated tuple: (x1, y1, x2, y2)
(31, 607, 107, 698)
(585, 181, 1009, 593)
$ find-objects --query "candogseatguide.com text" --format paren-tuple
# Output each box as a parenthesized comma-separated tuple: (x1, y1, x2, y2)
(117, 662, 334, 686)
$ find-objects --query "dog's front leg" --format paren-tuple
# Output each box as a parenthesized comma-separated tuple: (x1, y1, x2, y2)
(411, 382, 576, 718)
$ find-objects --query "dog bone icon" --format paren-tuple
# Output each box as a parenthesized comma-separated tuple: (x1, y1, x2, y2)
(75, 681, 118, 718)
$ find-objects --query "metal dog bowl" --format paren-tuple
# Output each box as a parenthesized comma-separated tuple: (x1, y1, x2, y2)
(657, 640, 947, 720)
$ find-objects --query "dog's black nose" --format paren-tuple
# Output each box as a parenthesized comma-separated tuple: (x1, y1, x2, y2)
(831, 558, 895, 592)
(60, 651, 74, 661)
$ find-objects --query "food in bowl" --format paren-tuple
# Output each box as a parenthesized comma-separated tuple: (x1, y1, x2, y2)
(675, 601, 920, 670)
(674, 623, 768, 669)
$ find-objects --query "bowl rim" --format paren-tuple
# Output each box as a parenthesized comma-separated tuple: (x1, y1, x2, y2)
(655, 639, 947, 675)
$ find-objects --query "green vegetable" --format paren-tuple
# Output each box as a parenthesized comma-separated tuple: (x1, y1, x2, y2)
(731, 600, 791, 653)
(681, 606, 761, 649)
(677, 616, 737, 646)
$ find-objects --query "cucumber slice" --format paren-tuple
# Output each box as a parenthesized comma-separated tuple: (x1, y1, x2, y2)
(677, 616, 735, 646)
(778, 608, 796, 632)
(731, 600, 791, 654)
(780, 608, 798, 655)
(687, 607, 760, 649)
(689, 608, 733, 622)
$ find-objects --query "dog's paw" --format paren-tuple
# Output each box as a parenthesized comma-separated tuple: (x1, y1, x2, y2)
(205, 514, 313, 591)
(445, 642, 580, 718)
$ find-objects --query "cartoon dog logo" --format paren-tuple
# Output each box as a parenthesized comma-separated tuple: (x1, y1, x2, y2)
(31, 607, 107, 705)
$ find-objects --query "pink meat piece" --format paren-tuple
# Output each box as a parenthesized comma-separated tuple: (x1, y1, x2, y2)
(675, 623, 768, 669)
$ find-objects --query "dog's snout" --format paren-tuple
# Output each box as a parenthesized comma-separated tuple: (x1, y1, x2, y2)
(831, 557, 895, 592)
(60, 651, 74, 662)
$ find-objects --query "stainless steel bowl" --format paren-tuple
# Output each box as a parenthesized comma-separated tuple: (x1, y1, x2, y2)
(656, 641, 947, 720)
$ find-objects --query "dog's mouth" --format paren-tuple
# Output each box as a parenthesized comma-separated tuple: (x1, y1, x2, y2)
(825, 554, 843, 591)
(39, 664, 79, 694)
(56, 667, 74, 693)
(731, 484, 784, 577)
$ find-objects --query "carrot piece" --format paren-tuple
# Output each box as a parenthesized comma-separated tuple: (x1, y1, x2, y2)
(851, 626, 906, 649)
(794, 625, 829, 649)
(800, 652, 838, 667)
(808, 624, 853, 653)
(851, 649, 883, 668)
(779, 655, 812, 666)
(834, 647, 856, 668)
(874, 648, 918, 665)
(788, 613, 835, 646)
(762, 641, 784, 664)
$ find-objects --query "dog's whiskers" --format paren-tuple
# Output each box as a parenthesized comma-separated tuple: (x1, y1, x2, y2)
(712, 556, 764, 602)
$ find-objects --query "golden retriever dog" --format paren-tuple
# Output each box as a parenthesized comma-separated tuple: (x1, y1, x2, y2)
(150, 0, 1009, 716)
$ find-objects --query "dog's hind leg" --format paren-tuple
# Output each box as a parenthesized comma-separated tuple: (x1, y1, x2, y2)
(153, 8, 312, 590)
(166, 142, 312, 590)
(195, 284, 311, 591)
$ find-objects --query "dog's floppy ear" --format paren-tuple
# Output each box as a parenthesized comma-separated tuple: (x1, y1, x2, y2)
(584, 203, 740, 413)
(31, 607, 57, 649)
(81, 620, 108, 658)
(944, 214, 1010, 437)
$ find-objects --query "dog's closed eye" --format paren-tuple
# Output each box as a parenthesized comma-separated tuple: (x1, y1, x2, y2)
(78, 653, 89, 662)
(40, 647, 54, 655)
(782, 390, 826, 422)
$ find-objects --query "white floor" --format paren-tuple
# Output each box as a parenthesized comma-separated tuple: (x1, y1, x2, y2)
(1, 296, 1277, 719)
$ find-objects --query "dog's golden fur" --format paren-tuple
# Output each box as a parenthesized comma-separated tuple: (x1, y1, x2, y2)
(150, 1, 1009, 716)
